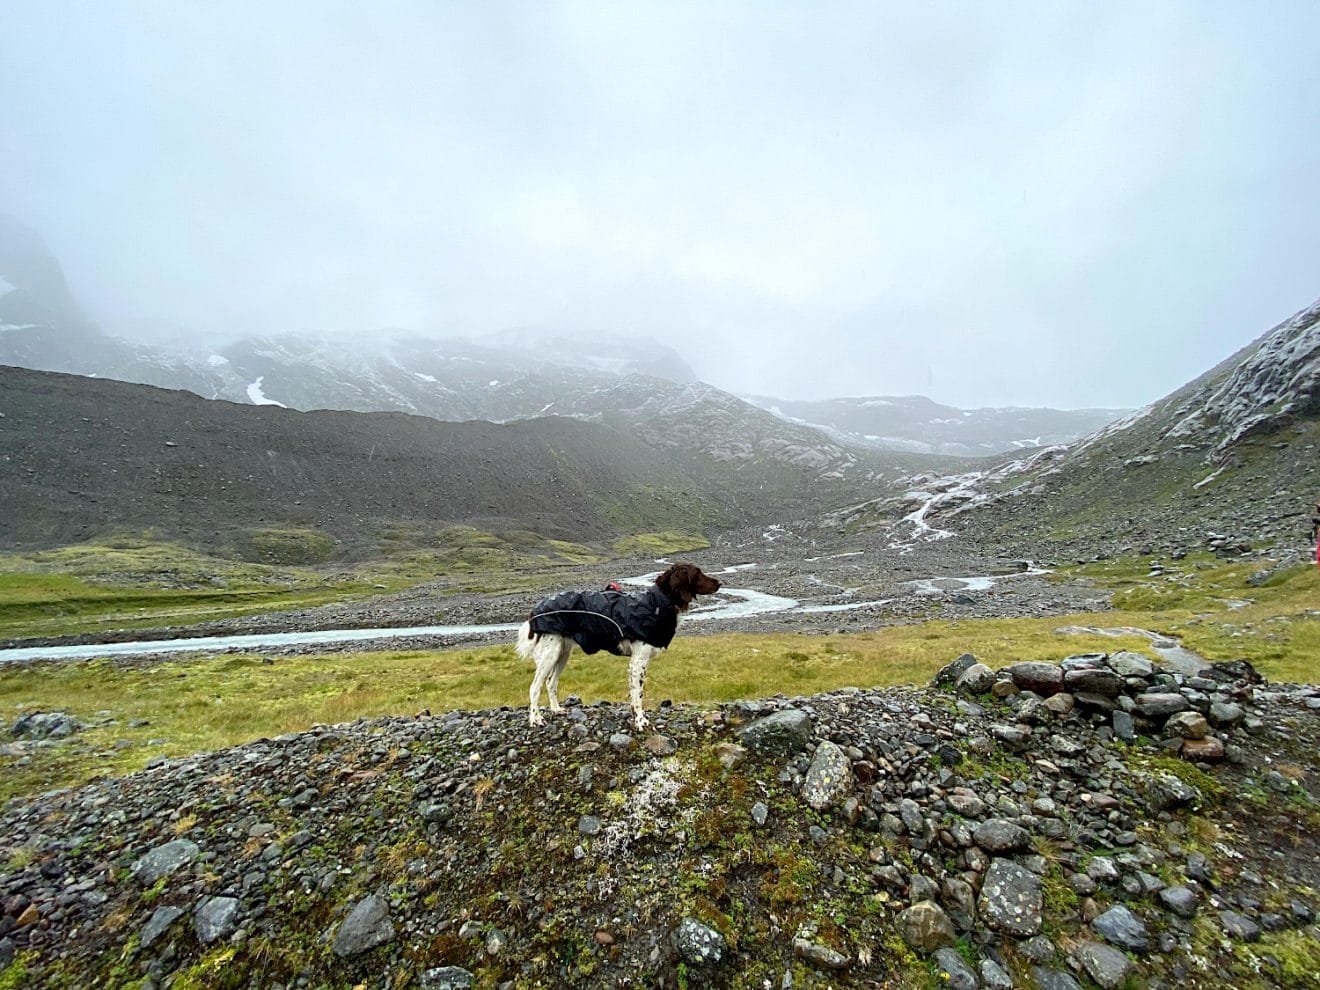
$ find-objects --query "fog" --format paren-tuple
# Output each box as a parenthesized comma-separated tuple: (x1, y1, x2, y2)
(3, 1, 1318, 409)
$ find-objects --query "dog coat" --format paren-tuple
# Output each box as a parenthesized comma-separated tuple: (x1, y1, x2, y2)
(528, 586, 680, 655)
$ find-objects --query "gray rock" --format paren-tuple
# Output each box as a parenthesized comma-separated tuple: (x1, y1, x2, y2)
(1147, 773, 1200, 813)
(1134, 693, 1189, 718)
(933, 653, 979, 688)
(1111, 710, 1135, 742)
(973, 819, 1031, 854)
(896, 900, 957, 951)
(193, 896, 240, 945)
(1090, 904, 1148, 951)
(1108, 652, 1154, 677)
(792, 936, 849, 970)
(9, 711, 87, 739)
(578, 814, 602, 836)
(140, 905, 184, 949)
(1159, 884, 1200, 918)
(955, 663, 996, 695)
(751, 801, 769, 827)
(333, 894, 396, 958)
(737, 709, 812, 756)
(1220, 910, 1261, 941)
(980, 958, 1014, 990)
(1208, 701, 1245, 728)
(1074, 940, 1134, 989)
(130, 840, 201, 885)
(801, 740, 854, 810)
(420, 967, 475, 990)
(932, 947, 978, 990)
(978, 858, 1043, 937)
(673, 918, 726, 966)
(1006, 662, 1064, 696)
(1032, 966, 1084, 990)
(947, 788, 987, 818)
(1063, 668, 1123, 697)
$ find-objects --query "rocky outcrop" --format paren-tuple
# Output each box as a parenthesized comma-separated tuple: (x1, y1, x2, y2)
(0, 659, 1315, 988)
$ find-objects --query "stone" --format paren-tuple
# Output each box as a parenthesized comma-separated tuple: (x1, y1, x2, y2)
(933, 653, 979, 688)
(1220, 910, 1261, 941)
(896, 900, 957, 951)
(1159, 884, 1200, 918)
(333, 894, 396, 958)
(9, 711, 87, 739)
(1063, 668, 1123, 697)
(193, 896, 240, 946)
(420, 967, 475, 990)
(978, 859, 1043, 937)
(980, 959, 1014, 990)
(1032, 966, 1084, 990)
(1090, 904, 1148, 951)
(1006, 662, 1064, 696)
(578, 815, 602, 836)
(1108, 652, 1154, 677)
(947, 788, 986, 818)
(1147, 773, 1199, 813)
(1134, 693, 1189, 718)
(932, 947, 978, 990)
(1208, 701, 1245, 727)
(1111, 710, 1135, 741)
(955, 663, 996, 695)
(1043, 692, 1075, 715)
(751, 801, 769, 827)
(711, 742, 747, 769)
(673, 918, 726, 966)
(1165, 711, 1209, 740)
(792, 936, 849, 970)
(737, 710, 812, 756)
(140, 906, 184, 949)
(801, 740, 854, 810)
(130, 840, 201, 885)
(1073, 940, 1134, 989)
(1181, 736, 1225, 762)
(642, 734, 677, 756)
(973, 819, 1031, 854)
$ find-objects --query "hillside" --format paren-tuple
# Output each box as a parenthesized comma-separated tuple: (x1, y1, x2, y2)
(744, 394, 1127, 458)
(823, 299, 1320, 560)
(0, 366, 734, 558)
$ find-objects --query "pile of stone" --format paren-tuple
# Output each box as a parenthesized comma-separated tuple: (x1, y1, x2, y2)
(940, 650, 1260, 764)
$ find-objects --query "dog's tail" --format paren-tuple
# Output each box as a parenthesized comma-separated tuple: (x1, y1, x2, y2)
(514, 620, 538, 661)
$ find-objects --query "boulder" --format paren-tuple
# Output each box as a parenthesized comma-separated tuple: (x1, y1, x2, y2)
(737, 710, 812, 756)
(333, 894, 396, 958)
(801, 740, 854, 811)
(896, 900, 957, 951)
(130, 840, 201, 885)
(978, 859, 1043, 937)
(1005, 662, 1064, 696)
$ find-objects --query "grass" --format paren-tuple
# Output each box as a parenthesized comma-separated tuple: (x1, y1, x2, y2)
(3, 546, 1318, 802)
(0, 532, 604, 639)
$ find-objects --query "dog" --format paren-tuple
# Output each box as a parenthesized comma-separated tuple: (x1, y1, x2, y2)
(516, 562, 722, 730)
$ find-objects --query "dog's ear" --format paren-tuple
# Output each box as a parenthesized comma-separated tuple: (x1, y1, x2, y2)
(656, 563, 697, 610)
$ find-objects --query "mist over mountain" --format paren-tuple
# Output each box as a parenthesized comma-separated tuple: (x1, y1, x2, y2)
(0, 220, 1116, 464)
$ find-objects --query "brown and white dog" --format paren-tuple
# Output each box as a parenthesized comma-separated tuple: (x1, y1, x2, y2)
(515, 563, 722, 730)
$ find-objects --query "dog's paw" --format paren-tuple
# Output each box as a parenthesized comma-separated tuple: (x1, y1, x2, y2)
(633, 712, 649, 732)
(529, 711, 545, 727)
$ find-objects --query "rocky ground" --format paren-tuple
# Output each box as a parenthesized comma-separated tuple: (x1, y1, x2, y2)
(2, 643, 1317, 989)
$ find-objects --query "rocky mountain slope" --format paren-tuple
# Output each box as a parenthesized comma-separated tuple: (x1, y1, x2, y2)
(2, 650, 1315, 988)
(825, 298, 1320, 561)
(0, 365, 734, 557)
(743, 394, 1127, 458)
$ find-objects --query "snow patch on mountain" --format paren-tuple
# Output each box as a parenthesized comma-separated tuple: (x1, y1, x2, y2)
(246, 377, 286, 407)
(1165, 299, 1320, 453)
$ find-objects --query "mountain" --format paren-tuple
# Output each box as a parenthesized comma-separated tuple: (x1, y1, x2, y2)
(831, 298, 1320, 558)
(0, 365, 738, 557)
(743, 393, 1127, 457)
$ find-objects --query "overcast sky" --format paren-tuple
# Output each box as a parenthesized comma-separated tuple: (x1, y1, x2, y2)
(3, 2, 1318, 409)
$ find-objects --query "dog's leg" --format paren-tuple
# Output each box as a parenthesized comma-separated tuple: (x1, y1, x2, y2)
(627, 643, 658, 732)
(528, 636, 558, 727)
(546, 638, 573, 714)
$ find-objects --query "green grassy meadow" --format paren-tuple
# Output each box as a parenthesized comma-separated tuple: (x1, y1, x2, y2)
(2, 546, 1316, 802)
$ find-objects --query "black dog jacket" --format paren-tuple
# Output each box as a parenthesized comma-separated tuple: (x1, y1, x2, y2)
(528, 586, 680, 655)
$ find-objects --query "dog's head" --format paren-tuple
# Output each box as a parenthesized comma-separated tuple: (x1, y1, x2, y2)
(654, 562, 722, 611)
